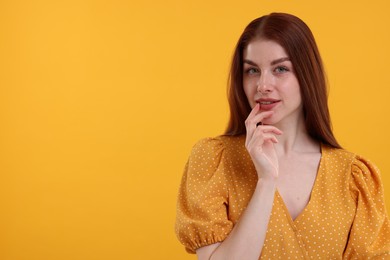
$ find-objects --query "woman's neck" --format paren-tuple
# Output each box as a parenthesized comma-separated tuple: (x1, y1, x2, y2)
(273, 114, 320, 156)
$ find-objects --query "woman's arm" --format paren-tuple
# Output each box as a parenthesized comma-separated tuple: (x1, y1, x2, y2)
(196, 179, 276, 260)
(197, 105, 281, 260)
(343, 156, 390, 257)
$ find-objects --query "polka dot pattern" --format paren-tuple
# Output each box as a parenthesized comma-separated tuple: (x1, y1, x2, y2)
(175, 135, 390, 258)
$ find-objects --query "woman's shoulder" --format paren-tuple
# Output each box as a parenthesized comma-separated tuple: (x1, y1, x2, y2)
(322, 144, 379, 169)
(322, 144, 355, 160)
(188, 135, 249, 170)
(191, 135, 246, 153)
(322, 144, 382, 186)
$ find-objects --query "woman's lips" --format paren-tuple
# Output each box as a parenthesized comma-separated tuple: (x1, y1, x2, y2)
(257, 100, 281, 111)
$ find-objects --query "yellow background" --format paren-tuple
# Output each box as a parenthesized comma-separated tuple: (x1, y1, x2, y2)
(0, 0, 389, 259)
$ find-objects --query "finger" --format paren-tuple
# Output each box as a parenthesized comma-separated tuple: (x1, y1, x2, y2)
(247, 136, 277, 156)
(247, 103, 260, 119)
(250, 110, 274, 125)
(252, 132, 279, 144)
(245, 109, 274, 138)
(245, 104, 261, 140)
(247, 131, 279, 150)
(256, 125, 283, 135)
(247, 111, 274, 136)
(246, 124, 281, 148)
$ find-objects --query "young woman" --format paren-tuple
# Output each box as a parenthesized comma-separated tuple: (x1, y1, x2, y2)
(175, 13, 390, 259)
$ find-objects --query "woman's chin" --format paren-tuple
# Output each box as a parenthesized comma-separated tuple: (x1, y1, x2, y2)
(261, 120, 273, 126)
(261, 118, 279, 126)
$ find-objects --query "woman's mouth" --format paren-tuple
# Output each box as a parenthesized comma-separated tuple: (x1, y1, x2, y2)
(256, 99, 281, 110)
(260, 101, 277, 105)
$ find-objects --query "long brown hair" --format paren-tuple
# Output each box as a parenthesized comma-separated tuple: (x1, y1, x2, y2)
(224, 12, 341, 148)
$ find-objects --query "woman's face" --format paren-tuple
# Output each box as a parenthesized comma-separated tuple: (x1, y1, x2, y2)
(243, 39, 303, 126)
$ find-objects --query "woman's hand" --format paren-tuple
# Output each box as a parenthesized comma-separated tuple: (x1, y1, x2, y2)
(245, 103, 282, 180)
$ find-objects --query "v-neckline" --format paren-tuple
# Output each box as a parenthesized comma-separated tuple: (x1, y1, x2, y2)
(275, 143, 326, 225)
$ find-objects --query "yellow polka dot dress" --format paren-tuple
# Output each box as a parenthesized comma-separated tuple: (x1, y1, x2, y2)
(175, 135, 390, 259)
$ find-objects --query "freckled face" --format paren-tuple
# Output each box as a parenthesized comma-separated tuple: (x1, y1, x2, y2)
(243, 39, 303, 126)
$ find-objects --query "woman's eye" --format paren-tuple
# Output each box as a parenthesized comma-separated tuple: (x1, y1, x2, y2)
(275, 66, 288, 73)
(246, 68, 259, 74)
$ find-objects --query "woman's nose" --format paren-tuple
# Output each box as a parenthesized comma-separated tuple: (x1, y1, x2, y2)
(257, 73, 272, 93)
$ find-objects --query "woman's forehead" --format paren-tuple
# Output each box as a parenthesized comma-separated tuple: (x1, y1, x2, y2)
(244, 39, 289, 64)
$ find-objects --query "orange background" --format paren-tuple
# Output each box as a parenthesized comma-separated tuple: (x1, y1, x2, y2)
(0, 0, 389, 259)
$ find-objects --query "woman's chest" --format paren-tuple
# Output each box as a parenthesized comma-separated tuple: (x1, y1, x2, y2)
(276, 157, 320, 220)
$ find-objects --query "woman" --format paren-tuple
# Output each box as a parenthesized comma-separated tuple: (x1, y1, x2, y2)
(175, 13, 390, 259)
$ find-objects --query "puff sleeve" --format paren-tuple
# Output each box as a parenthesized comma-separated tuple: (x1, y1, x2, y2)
(175, 138, 233, 253)
(344, 155, 390, 258)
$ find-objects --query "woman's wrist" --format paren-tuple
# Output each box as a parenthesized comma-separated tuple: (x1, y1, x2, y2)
(257, 169, 278, 183)
(257, 176, 277, 188)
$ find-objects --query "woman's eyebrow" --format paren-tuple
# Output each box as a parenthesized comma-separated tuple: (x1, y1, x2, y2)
(243, 59, 258, 66)
(243, 57, 290, 66)
(271, 57, 290, 65)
